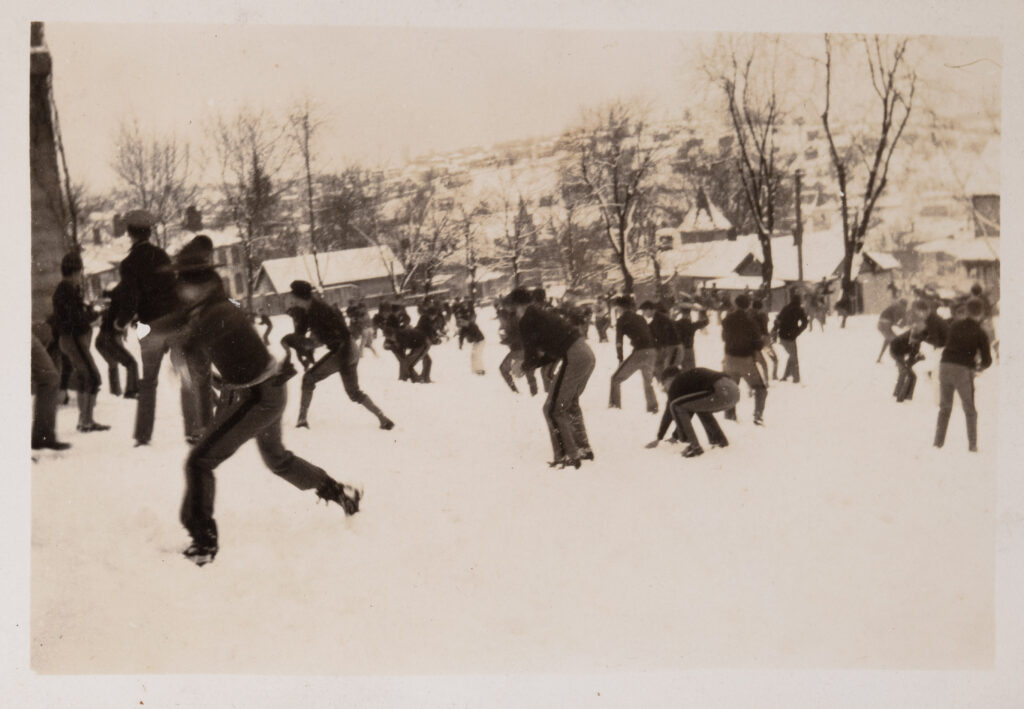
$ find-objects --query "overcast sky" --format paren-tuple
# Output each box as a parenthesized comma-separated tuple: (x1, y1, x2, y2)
(42, 23, 1001, 194)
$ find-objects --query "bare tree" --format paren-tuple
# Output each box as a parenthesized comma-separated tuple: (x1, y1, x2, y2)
(488, 156, 540, 288)
(111, 118, 198, 248)
(389, 170, 461, 295)
(453, 200, 484, 299)
(562, 101, 662, 295)
(209, 107, 294, 307)
(288, 97, 327, 288)
(822, 34, 916, 306)
(542, 179, 606, 291)
(705, 35, 793, 289)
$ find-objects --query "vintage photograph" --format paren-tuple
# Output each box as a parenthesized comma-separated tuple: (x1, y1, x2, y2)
(19, 6, 1017, 703)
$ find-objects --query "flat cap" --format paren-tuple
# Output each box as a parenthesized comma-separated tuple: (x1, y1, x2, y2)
(124, 209, 156, 229)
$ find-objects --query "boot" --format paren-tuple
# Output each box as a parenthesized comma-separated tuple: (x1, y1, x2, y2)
(84, 392, 110, 432)
(361, 396, 394, 430)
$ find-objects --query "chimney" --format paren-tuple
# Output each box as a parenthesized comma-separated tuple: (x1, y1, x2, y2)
(184, 205, 203, 232)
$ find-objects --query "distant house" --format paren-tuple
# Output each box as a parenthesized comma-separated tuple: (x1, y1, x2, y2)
(80, 223, 247, 304)
(253, 246, 404, 313)
(633, 229, 900, 313)
(674, 191, 735, 244)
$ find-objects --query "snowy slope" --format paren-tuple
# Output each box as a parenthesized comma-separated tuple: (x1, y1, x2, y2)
(29, 312, 996, 675)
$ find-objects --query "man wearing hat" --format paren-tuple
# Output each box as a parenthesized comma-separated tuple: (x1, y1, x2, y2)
(506, 286, 595, 468)
(169, 246, 361, 565)
(609, 295, 658, 413)
(286, 280, 395, 431)
(114, 210, 208, 446)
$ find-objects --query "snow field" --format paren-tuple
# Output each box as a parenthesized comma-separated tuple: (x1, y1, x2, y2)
(30, 311, 996, 673)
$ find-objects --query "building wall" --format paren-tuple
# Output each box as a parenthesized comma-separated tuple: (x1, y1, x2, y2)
(857, 272, 896, 315)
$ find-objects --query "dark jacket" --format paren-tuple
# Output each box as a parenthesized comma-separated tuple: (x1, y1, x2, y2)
(185, 293, 272, 387)
(675, 310, 709, 349)
(941, 318, 992, 370)
(52, 280, 94, 337)
(656, 367, 728, 440)
(518, 304, 579, 370)
(306, 297, 351, 351)
(389, 326, 429, 353)
(459, 322, 485, 346)
(615, 311, 655, 360)
(922, 312, 950, 349)
(890, 331, 923, 363)
(648, 311, 680, 347)
(115, 240, 180, 327)
(722, 309, 762, 357)
(775, 302, 809, 341)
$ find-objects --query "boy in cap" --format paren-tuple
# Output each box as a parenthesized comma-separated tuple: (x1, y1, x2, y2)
(876, 299, 908, 363)
(645, 365, 739, 457)
(286, 280, 394, 430)
(507, 287, 595, 468)
(774, 291, 809, 383)
(750, 298, 778, 380)
(170, 243, 361, 565)
(609, 295, 658, 413)
(934, 297, 992, 452)
(889, 324, 925, 403)
(52, 252, 109, 433)
(115, 210, 209, 446)
(721, 293, 768, 424)
(497, 303, 538, 395)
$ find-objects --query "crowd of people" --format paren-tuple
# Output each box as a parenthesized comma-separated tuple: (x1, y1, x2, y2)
(29, 207, 998, 564)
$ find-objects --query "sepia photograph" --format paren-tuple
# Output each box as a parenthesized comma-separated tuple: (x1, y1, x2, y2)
(7, 0, 1024, 706)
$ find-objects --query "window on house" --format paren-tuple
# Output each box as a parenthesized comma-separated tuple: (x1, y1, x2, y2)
(234, 273, 244, 294)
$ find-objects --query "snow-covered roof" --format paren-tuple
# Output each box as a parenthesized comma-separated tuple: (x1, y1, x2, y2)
(766, 229, 846, 282)
(915, 237, 999, 262)
(861, 251, 902, 271)
(80, 239, 131, 276)
(166, 226, 242, 253)
(258, 246, 405, 293)
(678, 200, 732, 233)
(654, 236, 757, 280)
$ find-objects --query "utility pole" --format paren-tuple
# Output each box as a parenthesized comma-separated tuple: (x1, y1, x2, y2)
(794, 169, 804, 283)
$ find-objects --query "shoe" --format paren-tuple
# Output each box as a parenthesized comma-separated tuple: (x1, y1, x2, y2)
(969, 445, 978, 453)
(77, 422, 110, 433)
(682, 443, 705, 458)
(296, 420, 309, 429)
(579, 448, 595, 461)
(547, 456, 581, 469)
(709, 439, 729, 449)
(379, 418, 395, 431)
(123, 391, 139, 399)
(753, 417, 764, 426)
(32, 439, 71, 451)
(184, 542, 218, 567)
(316, 480, 362, 516)
(134, 439, 150, 447)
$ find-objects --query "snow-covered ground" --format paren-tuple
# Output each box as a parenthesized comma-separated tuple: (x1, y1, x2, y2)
(29, 312, 998, 677)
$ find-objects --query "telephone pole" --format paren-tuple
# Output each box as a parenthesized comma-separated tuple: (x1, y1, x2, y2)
(794, 169, 804, 283)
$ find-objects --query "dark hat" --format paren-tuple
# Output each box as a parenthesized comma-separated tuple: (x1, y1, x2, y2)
(124, 209, 156, 229)
(966, 297, 985, 317)
(611, 295, 634, 309)
(290, 280, 314, 300)
(60, 252, 83, 276)
(638, 300, 657, 311)
(735, 294, 751, 309)
(172, 236, 215, 273)
(505, 287, 533, 306)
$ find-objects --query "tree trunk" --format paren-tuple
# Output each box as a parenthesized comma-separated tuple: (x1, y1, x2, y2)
(618, 249, 634, 296)
(759, 233, 774, 289)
